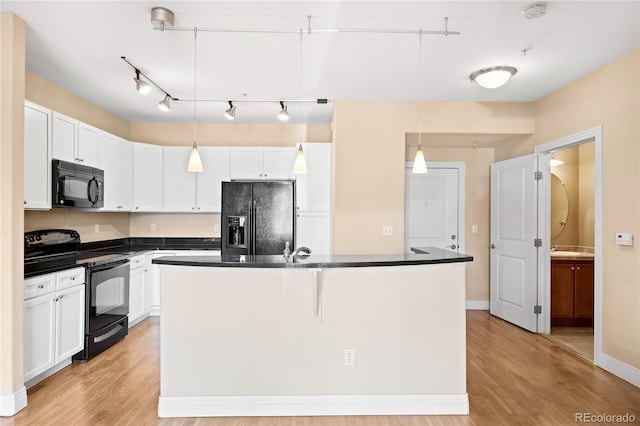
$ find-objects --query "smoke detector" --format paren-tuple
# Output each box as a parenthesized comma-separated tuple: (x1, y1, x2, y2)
(522, 2, 548, 20)
(150, 7, 174, 30)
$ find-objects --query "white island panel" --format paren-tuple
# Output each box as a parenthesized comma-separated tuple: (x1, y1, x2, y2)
(158, 262, 467, 417)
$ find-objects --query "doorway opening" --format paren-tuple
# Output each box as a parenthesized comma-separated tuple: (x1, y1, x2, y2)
(546, 142, 595, 362)
(535, 126, 602, 366)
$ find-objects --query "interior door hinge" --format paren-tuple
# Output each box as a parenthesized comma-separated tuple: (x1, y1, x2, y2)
(534, 171, 543, 180)
(534, 305, 542, 314)
(534, 238, 542, 247)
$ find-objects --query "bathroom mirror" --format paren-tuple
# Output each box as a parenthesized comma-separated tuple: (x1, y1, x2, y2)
(550, 173, 568, 238)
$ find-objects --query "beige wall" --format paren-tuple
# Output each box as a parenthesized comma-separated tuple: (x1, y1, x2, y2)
(130, 122, 330, 146)
(496, 50, 640, 369)
(0, 11, 25, 403)
(24, 209, 130, 243)
(331, 101, 534, 255)
(579, 142, 595, 247)
(130, 213, 219, 238)
(404, 142, 494, 301)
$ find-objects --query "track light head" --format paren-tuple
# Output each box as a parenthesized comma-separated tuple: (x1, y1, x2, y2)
(225, 101, 236, 120)
(158, 95, 171, 112)
(134, 70, 151, 95)
(278, 101, 290, 122)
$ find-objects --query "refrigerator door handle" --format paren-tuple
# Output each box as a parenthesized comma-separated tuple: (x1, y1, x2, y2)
(252, 200, 257, 254)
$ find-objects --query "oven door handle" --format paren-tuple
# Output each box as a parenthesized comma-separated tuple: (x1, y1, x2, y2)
(87, 259, 130, 272)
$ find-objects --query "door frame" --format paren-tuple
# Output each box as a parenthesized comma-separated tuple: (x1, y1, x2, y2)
(534, 126, 602, 365)
(404, 161, 466, 254)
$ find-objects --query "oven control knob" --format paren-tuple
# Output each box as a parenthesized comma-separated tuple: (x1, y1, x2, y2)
(36, 235, 41, 241)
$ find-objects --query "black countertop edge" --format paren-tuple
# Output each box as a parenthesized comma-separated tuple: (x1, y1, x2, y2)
(152, 249, 473, 269)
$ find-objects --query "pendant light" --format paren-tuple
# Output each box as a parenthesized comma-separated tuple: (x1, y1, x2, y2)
(293, 29, 308, 174)
(187, 28, 203, 172)
(412, 30, 428, 174)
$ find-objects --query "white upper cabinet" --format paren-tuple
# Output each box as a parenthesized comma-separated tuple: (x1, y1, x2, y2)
(229, 147, 295, 180)
(296, 143, 332, 212)
(296, 211, 331, 254)
(99, 132, 133, 211)
(163, 147, 197, 212)
(24, 102, 52, 210)
(51, 112, 99, 167)
(132, 142, 164, 212)
(195, 147, 230, 212)
(163, 146, 230, 212)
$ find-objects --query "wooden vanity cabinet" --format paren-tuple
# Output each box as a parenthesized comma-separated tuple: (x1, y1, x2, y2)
(551, 259, 594, 326)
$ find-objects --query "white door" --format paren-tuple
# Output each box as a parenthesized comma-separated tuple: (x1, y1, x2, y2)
(133, 142, 164, 212)
(263, 147, 296, 179)
(24, 102, 52, 209)
(490, 154, 539, 332)
(163, 147, 196, 212)
(405, 168, 460, 253)
(24, 293, 56, 381)
(297, 211, 331, 254)
(55, 285, 85, 361)
(196, 147, 230, 212)
(229, 148, 264, 179)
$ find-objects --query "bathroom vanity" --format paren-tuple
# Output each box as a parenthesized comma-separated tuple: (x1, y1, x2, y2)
(550, 252, 594, 327)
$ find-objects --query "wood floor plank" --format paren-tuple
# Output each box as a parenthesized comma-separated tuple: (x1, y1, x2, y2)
(2, 311, 638, 425)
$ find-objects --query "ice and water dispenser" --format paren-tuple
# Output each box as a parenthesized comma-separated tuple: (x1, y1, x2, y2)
(227, 216, 246, 247)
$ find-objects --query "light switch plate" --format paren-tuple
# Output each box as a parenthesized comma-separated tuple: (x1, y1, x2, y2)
(615, 232, 633, 246)
(382, 226, 393, 236)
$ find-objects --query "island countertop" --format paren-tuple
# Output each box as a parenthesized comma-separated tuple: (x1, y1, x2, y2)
(151, 247, 472, 269)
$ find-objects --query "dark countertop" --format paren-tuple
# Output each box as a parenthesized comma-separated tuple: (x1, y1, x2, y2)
(152, 247, 473, 269)
(24, 237, 221, 278)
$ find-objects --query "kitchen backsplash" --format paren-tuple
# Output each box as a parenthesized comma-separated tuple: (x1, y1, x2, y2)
(24, 210, 220, 242)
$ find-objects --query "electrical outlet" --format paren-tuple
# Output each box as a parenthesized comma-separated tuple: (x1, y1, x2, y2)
(472, 225, 478, 234)
(344, 349, 355, 366)
(382, 226, 393, 237)
(94, 224, 99, 233)
(150, 223, 157, 232)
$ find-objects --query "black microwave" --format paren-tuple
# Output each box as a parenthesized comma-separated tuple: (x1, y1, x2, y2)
(52, 159, 104, 208)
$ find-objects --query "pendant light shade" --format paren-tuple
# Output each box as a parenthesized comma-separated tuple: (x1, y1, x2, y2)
(412, 145, 428, 174)
(293, 144, 308, 174)
(188, 141, 204, 172)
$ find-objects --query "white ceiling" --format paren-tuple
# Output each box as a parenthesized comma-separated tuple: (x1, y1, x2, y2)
(2, 1, 639, 125)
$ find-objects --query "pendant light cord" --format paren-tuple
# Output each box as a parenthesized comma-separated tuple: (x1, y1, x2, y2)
(193, 27, 198, 146)
(299, 28, 303, 141)
(418, 29, 422, 148)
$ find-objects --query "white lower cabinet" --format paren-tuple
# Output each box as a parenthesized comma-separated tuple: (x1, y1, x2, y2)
(128, 255, 148, 327)
(147, 251, 175, 316)
(24, 267, 85, 385)
(296, 211, 331, 254)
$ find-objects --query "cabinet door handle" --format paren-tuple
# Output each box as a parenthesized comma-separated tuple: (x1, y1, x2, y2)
(576, 266, 580, 270)
(571, 266, 575, 270)
(24, 201, 27, 205)
(37, 284, 44, 289)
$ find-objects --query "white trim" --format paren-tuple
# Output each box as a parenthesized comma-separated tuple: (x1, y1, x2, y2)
(598, 353, 640, 388)
(25, 358, 72, 390)
(0, 387, 27, 417)
(534, 126, 603, 366)
(466, 300, 489, 310)
(158, 394, 469, 418)
(404, 161, 466, 254)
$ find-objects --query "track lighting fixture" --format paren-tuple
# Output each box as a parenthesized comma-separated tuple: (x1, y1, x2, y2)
(278, 101, 290, 122)
(134, 70, 150, 95)
(225, 101, 236, 120)
(470, 66, 518, 89)
(158, 94, 171, 112)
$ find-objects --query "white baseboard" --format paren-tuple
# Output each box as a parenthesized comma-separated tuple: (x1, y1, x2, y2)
(150, 307, 160, 317)
(25, 358, 71, 390)
(0, 386, 27, 417)
(598, 352, 640, 387)
(158, 394, 469, 418)
(465, 300, 489, 310)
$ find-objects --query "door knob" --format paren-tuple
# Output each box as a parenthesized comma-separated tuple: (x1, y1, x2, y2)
(490, 244, 496, 249)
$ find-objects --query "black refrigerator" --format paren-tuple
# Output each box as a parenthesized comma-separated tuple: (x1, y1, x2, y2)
(221, 180, 296, 255)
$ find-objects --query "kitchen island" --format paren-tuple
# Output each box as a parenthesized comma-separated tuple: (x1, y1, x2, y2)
(153, 248, 472, 418)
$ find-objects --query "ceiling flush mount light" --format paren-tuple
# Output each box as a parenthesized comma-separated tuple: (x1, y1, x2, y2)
(225, 101, 236, 120)
(550, 151, 564, 166)
(134, 70, 150, 95)
(412, 30, 428, 174)
(278, 101, 289, 122)
(187, 28, 203, 172)
(150, 7, 175, 30)
(522, 2, 548, 20)
(470, 66, 518, 89)
(158, 94, 171, 112)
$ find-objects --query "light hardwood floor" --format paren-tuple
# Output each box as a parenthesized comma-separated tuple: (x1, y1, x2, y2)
(2, 311, 639, 425)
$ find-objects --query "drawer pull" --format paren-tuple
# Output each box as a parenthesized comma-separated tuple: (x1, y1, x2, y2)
(37, 284, 44, 289)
